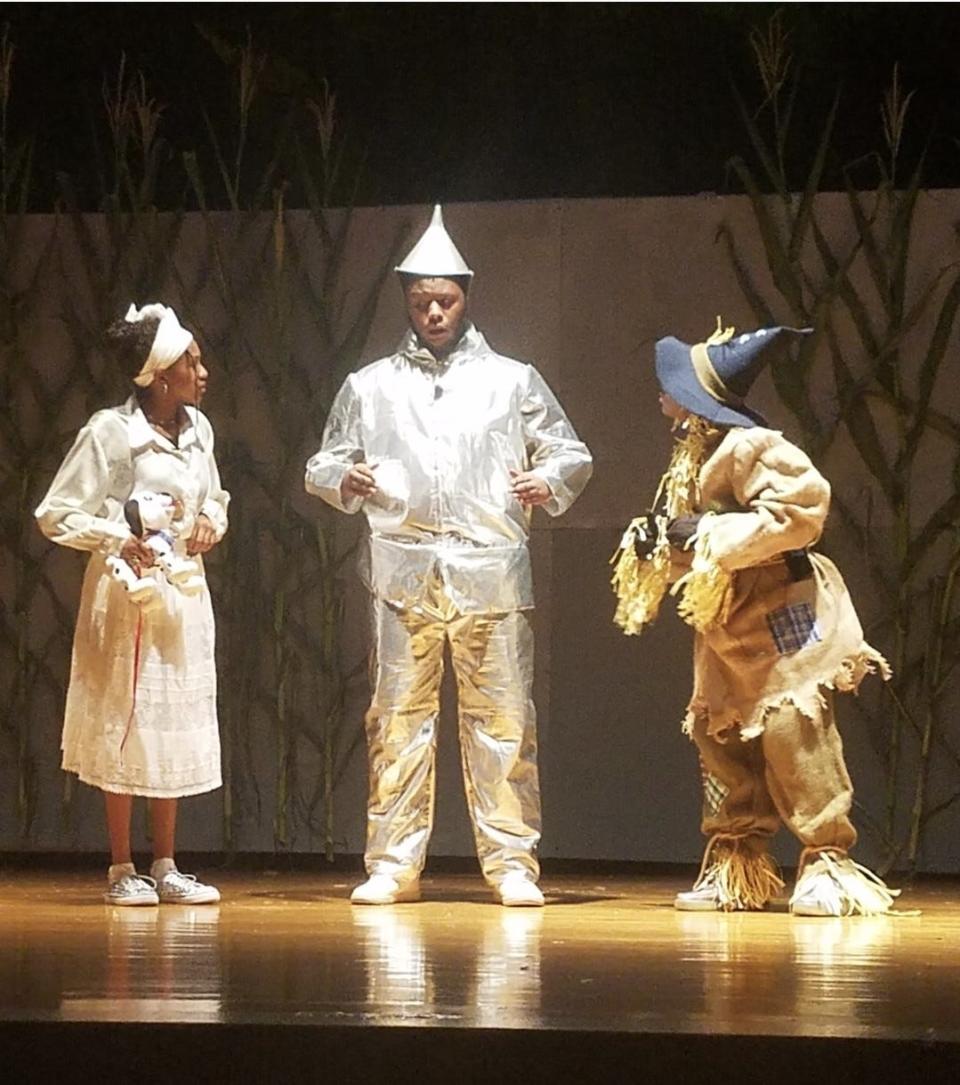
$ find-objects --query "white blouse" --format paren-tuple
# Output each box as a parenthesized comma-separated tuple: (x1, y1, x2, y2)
(36, 396, 229, 552)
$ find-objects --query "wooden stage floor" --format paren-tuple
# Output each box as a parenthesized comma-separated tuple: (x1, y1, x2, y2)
(2, 867, 960, 1082)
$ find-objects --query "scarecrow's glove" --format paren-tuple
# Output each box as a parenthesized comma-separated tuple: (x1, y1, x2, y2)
(631, 512, 660, 559)
(666, 514, 702, 549)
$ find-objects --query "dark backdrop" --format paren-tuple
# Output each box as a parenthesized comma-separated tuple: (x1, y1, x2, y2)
(1, 2, 959, 209)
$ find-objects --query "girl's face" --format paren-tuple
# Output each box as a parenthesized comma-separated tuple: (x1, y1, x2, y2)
(162, 340, 208, 406)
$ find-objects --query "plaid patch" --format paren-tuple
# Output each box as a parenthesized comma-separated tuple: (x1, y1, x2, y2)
(766, 602, 821, 655)
(701, 765, 729, 819)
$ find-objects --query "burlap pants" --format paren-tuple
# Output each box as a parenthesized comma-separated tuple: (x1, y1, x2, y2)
(363, 581, 540, 888)
(691, 695, 857, 852)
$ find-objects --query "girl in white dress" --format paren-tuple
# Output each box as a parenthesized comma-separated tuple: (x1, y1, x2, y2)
(36, 303, 229, 905)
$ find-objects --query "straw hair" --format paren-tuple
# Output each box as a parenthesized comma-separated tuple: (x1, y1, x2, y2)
(611, 415, 724, 635)
(671, 513, 734, 632)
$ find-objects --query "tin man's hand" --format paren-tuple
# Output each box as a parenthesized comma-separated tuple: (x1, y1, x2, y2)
(342, 463, 378, 502)
(510, 469, 551, 508)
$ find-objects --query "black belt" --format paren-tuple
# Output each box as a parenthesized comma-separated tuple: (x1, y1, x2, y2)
(784, 549, 814, 582)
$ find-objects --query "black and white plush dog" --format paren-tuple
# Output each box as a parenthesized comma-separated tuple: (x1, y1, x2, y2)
(106, 490, 204, 609)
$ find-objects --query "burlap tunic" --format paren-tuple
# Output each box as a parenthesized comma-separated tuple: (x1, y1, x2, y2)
(683, 426, 887, 742)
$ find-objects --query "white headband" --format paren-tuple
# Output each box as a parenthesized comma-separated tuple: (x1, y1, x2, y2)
(125, 303, 194, 387)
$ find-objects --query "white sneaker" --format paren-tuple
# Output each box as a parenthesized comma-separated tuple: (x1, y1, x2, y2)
(104, 873, 159, 907)
(789, 852, 900, 917)
(674, 880, 730, 912)
(674, 841, 781, 912)
(497, 874, 545, 907)
(790, 883, 839, 917)
(155, 869, 221, 905)
(350, 874, 420, 905)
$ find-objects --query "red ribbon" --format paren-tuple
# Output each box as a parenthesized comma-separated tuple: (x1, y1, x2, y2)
(119, 609, 144, 763)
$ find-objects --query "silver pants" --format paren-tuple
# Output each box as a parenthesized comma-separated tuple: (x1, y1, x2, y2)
(363, 579, 540, 887)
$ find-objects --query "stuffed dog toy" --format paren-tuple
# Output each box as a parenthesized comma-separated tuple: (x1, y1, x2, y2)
(106, 490, 204, 608)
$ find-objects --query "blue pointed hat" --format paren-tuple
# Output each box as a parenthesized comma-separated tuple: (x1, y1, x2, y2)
(655, 318, 812, 428)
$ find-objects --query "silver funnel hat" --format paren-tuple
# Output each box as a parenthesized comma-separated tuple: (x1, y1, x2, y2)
(395, 205, 474, 280)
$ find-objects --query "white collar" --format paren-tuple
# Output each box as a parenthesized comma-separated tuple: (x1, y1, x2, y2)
(124, 396, 200, 452)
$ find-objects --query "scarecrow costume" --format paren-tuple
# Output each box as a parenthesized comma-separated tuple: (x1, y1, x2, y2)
(612, 319, 898, 917)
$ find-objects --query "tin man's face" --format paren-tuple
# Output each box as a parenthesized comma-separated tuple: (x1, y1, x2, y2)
(405, 277, 467, 355)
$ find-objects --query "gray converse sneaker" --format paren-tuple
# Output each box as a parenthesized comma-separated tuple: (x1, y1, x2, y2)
(675, 876, 729, 912)
(675, 835, 784, 912)
(155, 870, 221, 905)
(104, 873, 159, 907)
(789, 851, 900, 917)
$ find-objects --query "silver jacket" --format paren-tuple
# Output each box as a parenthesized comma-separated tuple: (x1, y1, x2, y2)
(305, 323, 592, 612)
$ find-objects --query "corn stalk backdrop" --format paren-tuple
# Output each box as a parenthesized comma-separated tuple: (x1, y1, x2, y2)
(719, 15, 960, 872)
(0, 34, 408, 855)
(4, 21, 960, 868)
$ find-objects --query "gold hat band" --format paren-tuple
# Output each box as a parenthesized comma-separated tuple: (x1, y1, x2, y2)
(690, 342, 743, 407)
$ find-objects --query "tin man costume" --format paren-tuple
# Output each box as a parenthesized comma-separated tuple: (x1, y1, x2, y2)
(305, 207, 592, 905)
(612, 319, 900, 917)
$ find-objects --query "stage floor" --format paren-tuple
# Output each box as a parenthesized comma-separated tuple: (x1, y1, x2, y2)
(2, 867, 960, 1079)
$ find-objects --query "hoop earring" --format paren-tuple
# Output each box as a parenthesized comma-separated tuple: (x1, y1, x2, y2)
(160, 380, 168, 393)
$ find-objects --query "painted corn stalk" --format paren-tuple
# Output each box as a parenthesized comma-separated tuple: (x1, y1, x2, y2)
(0, 25, 59, 837)
(178, 30, 412, 855)
(720, 13, 960, 871)
(1, 28, 399, 855)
